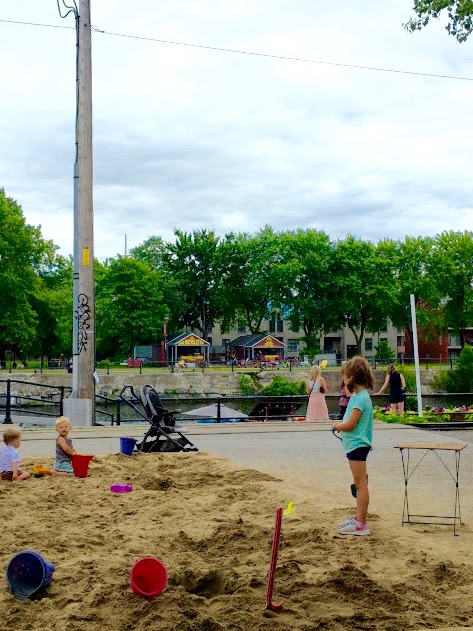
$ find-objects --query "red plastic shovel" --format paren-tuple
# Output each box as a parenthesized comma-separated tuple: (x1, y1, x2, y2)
(265, 507, 283, 611)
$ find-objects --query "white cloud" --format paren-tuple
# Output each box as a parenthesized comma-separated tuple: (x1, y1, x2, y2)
(0, 0, 472, 259)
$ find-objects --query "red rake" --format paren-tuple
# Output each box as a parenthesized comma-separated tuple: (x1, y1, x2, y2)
(265, 506, 283, 611)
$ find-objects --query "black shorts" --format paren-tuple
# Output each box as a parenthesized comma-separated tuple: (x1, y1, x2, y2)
(346, 447, 370, 461)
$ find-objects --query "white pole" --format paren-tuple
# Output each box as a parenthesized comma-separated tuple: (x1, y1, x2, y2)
(410, 294, 423, 417)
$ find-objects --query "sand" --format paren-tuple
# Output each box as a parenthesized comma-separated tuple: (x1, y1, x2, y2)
(1, 451, 473, 631)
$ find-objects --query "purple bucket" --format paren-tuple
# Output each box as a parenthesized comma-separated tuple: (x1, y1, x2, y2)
(6, 550, 56, 600)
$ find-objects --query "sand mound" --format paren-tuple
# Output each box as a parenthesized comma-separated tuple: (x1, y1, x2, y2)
(1, 452, 473, 630)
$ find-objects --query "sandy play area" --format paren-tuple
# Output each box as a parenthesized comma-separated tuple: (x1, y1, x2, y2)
(1, 451, 473, 631)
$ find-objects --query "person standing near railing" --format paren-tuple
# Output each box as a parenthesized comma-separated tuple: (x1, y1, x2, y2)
(375, 364, 406, 415)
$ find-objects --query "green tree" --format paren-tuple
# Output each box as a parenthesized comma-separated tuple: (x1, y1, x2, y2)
(404, 1, 473, 42)
(34, 255, 74, 359)
(273, 229, 338, 357)
(447, 344, 473, 392)
(379, 236, 442, 355)
(165, 229, 224, 340)
(429, 231, 473, 348)
(95, 256, 168, 358)
(332, 237, 395, 355)
(219, 228, 281, 334)
(0, 188, 57, 359)
(130, 236, 167, 272)
(374, 339, 396, 363)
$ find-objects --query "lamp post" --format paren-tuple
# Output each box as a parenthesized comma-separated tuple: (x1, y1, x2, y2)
(163, 313, 170, 366)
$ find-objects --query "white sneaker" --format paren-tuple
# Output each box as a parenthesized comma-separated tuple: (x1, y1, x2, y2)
(337, 515, 355, 529)
(354, 523, 370, 536)
(338, 519, 370, 536)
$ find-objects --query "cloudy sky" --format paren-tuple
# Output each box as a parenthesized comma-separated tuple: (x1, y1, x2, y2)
(1, 1, 472, 259)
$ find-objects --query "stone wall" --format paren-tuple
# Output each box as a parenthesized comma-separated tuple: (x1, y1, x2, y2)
(0, 367, 440, 398)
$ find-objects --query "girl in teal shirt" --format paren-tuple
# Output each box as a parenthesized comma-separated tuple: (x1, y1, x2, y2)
(332, 356, 374, 536)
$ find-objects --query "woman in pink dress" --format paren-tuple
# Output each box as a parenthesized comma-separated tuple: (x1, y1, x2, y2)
(305, 365, 329, 421)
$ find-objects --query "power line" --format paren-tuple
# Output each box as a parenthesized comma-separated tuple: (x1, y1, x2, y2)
(1, 16, 473, 82)
(0, 18, 74, 30)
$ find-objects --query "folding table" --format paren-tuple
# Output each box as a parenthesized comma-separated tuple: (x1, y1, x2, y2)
(394, 441, 468, 536)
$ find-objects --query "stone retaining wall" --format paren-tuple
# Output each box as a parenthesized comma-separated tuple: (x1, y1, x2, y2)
(0, 368, 439, 398)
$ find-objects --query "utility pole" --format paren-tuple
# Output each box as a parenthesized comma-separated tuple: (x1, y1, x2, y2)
(65, 0, 95, 425)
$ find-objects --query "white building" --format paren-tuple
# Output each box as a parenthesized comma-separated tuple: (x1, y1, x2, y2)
(205, 316, 404, 362)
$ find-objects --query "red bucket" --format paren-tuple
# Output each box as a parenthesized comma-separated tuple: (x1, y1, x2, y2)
(71, 455, 94, 478)
(130, 557, 168, 598)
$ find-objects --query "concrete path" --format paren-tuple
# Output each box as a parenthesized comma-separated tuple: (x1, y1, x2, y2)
(13, 420, 398, 457)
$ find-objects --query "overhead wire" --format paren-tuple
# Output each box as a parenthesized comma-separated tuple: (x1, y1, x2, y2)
(0, 16, 472, 82)
(56, 0, 78, 20)
(55, 2, 80, 162)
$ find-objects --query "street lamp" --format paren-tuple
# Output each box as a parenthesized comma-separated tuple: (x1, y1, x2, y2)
(163, 313, 170, 366)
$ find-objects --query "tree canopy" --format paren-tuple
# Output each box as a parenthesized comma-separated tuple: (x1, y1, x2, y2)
(1, 188, 473, 362)
(0, 188, 58, 360)
(405, 1, 473, 42)
(95, 257, 168, 358)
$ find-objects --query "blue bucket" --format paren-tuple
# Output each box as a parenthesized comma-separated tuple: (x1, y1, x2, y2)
(120, 437, 137, 456)
(6, 550, 55, 600)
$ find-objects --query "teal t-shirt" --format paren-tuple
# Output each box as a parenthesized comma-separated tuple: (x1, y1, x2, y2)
(342, 389, 373, 454)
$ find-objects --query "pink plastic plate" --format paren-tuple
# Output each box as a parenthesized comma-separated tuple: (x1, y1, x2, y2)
(110, 484, 133, 493)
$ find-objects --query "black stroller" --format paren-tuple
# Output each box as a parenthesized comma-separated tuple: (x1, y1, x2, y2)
(119, 385, 198, 453)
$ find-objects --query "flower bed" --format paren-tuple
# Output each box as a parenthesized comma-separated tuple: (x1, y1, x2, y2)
(374, 405, 473, 424)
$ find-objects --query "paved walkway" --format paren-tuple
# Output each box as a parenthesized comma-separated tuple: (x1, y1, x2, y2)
(13, 420, 398, 456)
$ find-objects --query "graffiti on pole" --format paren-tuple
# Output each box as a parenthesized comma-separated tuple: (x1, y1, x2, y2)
(76, 293, 91, 354)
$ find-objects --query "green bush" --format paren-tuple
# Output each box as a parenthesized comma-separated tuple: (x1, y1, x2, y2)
(396, 365, 416, 392)
(239, 374, 256, 394)
(431, 369, 449, 392)
(260, 375, 306, 396)
(405, 395, 417, 411)
(447, 345, 473, 393)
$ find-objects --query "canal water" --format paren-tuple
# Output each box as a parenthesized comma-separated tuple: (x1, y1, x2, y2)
(3, 393, 472, 427)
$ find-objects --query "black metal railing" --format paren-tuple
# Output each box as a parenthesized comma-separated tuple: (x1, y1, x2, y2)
(0, 355, 460, 376)
(0, 379, 71, 424)
(88, 356, 458, 373)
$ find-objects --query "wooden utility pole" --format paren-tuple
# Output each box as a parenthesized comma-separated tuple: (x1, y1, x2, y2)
(69, 0, 95, 424)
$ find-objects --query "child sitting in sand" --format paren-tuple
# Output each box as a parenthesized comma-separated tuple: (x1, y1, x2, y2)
(53, 416, 77, 477)
(0, 428, 31, 481)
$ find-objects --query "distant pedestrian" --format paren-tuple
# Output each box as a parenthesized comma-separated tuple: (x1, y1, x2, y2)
(338, 382, 350, 418)
(305, 365, 329, 421)
(375, 364, 406, 414)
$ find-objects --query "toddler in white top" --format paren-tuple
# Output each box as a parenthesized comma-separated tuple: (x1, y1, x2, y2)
(0, 428, 31, 481)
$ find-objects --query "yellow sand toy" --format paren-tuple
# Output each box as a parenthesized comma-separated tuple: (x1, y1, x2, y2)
(32, 465, 52, 477)
(283, 501, 295, 516)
